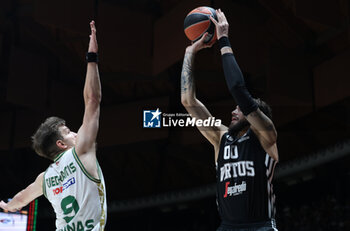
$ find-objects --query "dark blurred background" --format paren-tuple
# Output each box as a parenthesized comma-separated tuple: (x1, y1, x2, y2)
(1, 0, 350, 230)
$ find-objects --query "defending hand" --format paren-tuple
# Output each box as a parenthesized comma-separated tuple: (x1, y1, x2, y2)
(88, 21, 98, 53)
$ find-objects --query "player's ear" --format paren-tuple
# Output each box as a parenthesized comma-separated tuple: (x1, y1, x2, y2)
(56, 140, 67, 149)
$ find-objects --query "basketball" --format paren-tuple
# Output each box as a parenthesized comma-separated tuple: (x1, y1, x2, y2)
(184, 6, 218, 43)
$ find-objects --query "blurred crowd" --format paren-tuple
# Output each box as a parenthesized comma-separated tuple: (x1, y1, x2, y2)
(277, 196, 350, 231)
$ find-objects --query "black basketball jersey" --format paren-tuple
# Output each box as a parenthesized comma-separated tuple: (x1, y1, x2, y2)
(216, 129, 277, 224)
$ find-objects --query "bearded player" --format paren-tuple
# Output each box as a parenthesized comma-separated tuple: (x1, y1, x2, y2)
(181, 9, 278, 231)
(0, 21, 107, 231)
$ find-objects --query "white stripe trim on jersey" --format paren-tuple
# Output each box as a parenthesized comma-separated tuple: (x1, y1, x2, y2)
(266, 156, 274, 178)
(269, 161, 277, 182)
(267, 181, 271, 218)
(266, 154, 277, 181)
(42, 170, 48, 198)
(265, 154, 269, 166)
(271, 219, 278, 231)
(266, 153, 277, 219)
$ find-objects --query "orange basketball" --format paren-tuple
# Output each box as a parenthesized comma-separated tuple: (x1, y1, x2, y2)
(184, 6, 217, 43)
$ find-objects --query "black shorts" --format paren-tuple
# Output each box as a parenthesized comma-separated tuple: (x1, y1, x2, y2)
(217, 219, 278, 231)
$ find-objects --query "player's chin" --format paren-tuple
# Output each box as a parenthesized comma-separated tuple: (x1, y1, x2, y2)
(229, 121, 236, 129)
(230, 120, 238, 126)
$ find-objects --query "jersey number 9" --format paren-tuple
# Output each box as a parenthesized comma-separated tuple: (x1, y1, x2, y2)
(61, 195, 80, 223)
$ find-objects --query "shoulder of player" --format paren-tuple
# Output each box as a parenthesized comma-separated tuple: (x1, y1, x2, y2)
(74, 143, 96, 156)
(250, 127, 279, 161)
(214, 130, 229, 163)
(36, 172, 45, 183)
(213, 129, 228, 147)
(249, 126, 266, 141)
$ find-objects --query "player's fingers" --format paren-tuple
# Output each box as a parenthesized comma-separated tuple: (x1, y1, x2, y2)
(90, 21, 96, 33)
(216, 10, 224, 23)
(205, 43, 213, 48)
(0, 200, 6, 209)
(209, 16, 218, 26)
(221, 11, 228, 22)
(207, 38, 216, 48)
(217, 9, 227, 24)
(199, 32, 209, 43)
(215, 10, 221, 21)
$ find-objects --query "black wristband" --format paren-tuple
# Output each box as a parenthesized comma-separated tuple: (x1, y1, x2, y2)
(86, 52, 99, 63)
(218, 36, 231, 50)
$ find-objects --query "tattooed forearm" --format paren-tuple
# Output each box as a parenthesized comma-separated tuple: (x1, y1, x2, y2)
(249, 110, 275, 131)
(265, 124, 275, 131)
(181, 52, 195, 94)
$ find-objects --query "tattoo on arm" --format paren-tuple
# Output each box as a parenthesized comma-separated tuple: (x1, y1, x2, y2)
(250, 110, 275, 131)
(181, 52, 194, 94)
(265, 124, 274, 131)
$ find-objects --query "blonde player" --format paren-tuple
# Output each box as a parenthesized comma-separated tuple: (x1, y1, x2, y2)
(0, 21, 107, 231)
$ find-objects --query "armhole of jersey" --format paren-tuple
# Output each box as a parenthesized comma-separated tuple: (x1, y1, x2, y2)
(249, 128, 267, 154)
(265, 154, 277, 181)
(216, 132, 228, 166)
(97, 161, 102, 180)
(72, 147, 101, 183)
(247, 128, 256, 140)
(42, 169, 48, 198)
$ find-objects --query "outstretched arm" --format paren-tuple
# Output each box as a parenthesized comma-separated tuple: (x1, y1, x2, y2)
(211, 10, 278, 161)
(0, 172, 44, 212)
(181, 33, 227, 159)
(75, 20, 102, 156)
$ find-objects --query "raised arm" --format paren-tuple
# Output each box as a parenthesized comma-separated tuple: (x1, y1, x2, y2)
(0, 172, 44, 212)
(75, 21, 101, 156)
(211, 10, 278, 161)
(181, 34, 227, 153)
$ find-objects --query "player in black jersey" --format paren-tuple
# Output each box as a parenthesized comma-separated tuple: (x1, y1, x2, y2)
(181, 9, 279, 231)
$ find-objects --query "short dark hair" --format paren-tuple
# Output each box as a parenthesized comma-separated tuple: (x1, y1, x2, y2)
(255, 98, 272, 119)
(32, 117, 65, 161)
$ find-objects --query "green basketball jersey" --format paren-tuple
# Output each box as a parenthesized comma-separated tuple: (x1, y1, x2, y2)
(43, 148, 107, 231)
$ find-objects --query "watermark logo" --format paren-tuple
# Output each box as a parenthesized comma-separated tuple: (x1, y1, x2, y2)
(143, 109, 222, 128)
(143, 108, 162, 128)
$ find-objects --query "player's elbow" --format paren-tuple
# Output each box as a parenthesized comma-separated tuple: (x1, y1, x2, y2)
(266, 138, 279, 162)
(181, 96, 196, 107)
(85, 93, 101, 106)
(271, 148, 279, 162)
(84, 88, 102, 103)
(181, 97, 190, 107)
(264, 122, 277, 145)
(13, 191, 26, 206)
(92, 92, 102, 103)
(266, 132, 277, 147)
